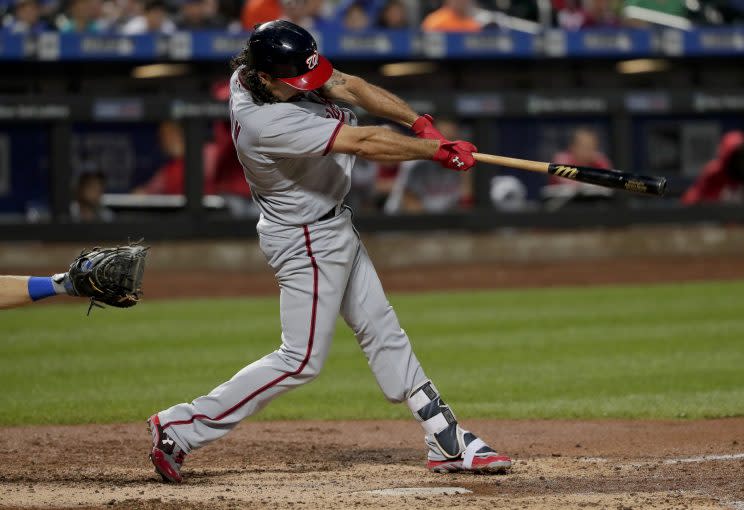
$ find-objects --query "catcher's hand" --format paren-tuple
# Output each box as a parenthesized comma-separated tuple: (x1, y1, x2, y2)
(61, 241, 149, 314)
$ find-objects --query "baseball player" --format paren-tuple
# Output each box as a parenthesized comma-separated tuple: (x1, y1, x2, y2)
(148, 20, 512, 483)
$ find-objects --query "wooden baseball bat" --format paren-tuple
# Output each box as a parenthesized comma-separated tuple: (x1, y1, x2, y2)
(400, 119, 666, 196)
(473, 153, 667, 197)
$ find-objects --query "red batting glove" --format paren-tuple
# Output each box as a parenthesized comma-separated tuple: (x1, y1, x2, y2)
(411, 114, 446, 141)
(433, 140, 477, 171)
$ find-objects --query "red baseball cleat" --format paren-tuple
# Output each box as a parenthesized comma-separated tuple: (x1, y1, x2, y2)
(427, 451, 513, 473)
(147, 414, 186, 483)
(426, 430, 512, 473)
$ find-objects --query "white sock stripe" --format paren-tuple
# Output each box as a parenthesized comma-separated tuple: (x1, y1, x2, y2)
(462, 438, 486, 469)
(422, 413, 449, 435)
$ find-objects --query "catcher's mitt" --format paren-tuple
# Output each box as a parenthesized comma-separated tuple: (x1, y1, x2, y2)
(65, 242, 149, 314)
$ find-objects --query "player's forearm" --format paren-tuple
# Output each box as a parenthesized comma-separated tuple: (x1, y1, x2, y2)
(0, 276, 32, 309)
(323, 72, 418, 126)
(0, 274, 74, 309)
(351, 79, 418, 126)
(336, 126, 438, 163)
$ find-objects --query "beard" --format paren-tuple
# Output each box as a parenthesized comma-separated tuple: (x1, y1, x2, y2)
(243, 69, 305, 104)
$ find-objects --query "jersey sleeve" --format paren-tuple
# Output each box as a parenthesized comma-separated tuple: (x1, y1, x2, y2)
(256, 103, 343, 159)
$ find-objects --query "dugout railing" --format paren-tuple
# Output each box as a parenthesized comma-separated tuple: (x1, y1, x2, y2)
(0, 87, 743, 242)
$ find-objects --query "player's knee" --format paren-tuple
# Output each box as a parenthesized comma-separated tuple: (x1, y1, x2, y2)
(385, 392, 407, 404)
(381, 386, 407, 403)
(300, 355, 325, 381)
(275, 347, 325, 382)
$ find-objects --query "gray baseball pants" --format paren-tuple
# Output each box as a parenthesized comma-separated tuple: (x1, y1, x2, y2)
(158, 208, 428, 452)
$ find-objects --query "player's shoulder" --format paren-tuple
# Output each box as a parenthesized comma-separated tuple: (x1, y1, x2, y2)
(266, 98, 325, 117)
(261, 100, 308, 115)
(236, 96, 313, 117)
(250, 101, 328, 137)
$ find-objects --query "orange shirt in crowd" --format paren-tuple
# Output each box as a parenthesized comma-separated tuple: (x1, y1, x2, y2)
(241, 0, 282, 29)
(421, 7, 482, 32)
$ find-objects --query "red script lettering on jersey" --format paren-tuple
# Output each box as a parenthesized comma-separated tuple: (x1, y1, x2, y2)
(325, 104, 345, 121)
(231, 120, 241, 145)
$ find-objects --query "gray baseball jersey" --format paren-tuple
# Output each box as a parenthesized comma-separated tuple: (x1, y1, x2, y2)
(156, 70, 451, 458)
(228, 69, 358, 225)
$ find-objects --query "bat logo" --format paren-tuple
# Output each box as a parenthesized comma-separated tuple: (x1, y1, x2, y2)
(553, 165, 579, 179)
(624, 180, 648, 193)
(306, 51, 319, 70)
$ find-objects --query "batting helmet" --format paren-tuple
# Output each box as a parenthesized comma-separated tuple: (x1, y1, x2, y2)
(245, 20, 333, 91)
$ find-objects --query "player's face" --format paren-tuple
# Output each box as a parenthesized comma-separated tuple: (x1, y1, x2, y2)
(259, 72, 304, 102)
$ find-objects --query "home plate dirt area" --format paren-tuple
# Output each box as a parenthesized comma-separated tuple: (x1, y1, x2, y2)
(1, 419, 743, 509)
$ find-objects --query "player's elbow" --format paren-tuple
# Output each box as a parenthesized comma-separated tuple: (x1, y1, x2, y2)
(343, 74, 365, 96)
(331, 125, 380, 159)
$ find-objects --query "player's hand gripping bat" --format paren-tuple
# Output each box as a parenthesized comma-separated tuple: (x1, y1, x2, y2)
(472, 153, 667, 197)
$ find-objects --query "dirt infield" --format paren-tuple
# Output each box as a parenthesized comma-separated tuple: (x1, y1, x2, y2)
(0, 419, 743, 509)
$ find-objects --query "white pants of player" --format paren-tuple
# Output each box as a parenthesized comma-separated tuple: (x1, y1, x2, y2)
(159, 207, 428, 452)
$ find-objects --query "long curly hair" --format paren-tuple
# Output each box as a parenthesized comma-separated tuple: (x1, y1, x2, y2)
(230, 47, 278, 105)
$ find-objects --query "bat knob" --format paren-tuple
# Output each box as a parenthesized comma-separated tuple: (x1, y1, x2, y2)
(655, 178, 667, 197)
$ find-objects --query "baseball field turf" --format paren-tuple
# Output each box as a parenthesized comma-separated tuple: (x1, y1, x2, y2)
(1, 279, 743, 426)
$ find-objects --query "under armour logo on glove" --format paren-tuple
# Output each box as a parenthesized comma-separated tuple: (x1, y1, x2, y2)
(433, 140, 477, 172)
(162, 438, 174, 446)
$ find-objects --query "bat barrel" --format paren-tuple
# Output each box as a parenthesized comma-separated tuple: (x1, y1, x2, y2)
(548, 164, 667, 197)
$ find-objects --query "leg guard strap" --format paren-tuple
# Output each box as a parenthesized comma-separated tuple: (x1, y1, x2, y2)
(462, 437, 487, 469)
(407, 381, 461, 458)
(407, 381, 456, 427)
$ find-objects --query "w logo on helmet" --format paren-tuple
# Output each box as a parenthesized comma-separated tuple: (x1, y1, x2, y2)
(305, 51, 319, 70)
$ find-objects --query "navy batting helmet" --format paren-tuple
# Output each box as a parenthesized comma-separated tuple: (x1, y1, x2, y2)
(246, 20, 333, 91)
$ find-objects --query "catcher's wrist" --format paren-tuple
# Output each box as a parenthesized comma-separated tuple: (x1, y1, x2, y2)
(52, 272, 76, 296)
(27, 276, 67, 302)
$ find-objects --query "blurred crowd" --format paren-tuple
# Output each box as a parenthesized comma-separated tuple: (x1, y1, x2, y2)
(2, 0, 744, 35)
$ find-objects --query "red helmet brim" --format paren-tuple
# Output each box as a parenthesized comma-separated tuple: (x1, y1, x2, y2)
(278, 55, 333, 91)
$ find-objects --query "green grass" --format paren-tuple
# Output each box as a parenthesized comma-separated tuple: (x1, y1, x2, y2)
(1, 280, 743, 425)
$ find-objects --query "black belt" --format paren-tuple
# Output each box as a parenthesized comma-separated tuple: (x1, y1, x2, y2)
(317, 204, 343, 222)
